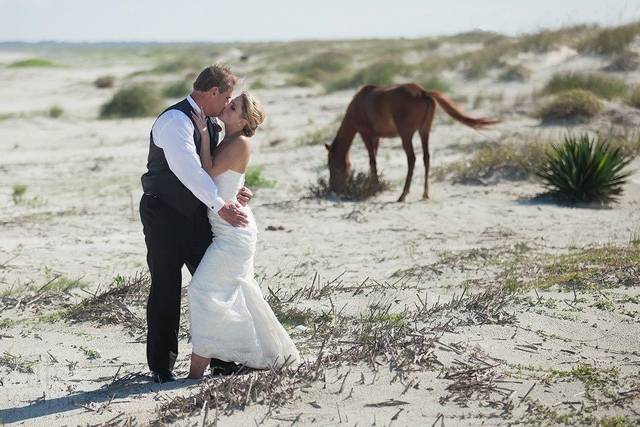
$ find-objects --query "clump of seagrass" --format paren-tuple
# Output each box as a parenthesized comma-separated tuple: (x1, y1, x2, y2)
(337, 301, 442, 371)
(158, 358, 319, 423)
(439, 355, 513, 415)
(155, 277, 519, 423)
(414, 287, 517, 327)
(535, 89, 603, 123)
(0, 351, 37, 373)
(63, 271, 150, 333)
(309, 171, 390, 201)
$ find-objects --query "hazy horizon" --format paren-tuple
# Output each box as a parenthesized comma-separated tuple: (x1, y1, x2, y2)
(1, 0, 639, 44)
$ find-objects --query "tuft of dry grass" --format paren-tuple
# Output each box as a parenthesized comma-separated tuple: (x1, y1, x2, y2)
(100, 84, 164, 119)
(295, 121, 339, 146)
(9, 58, 57, 68)
(627, 86, 640, 109)
(543, 72, 627, 100)
(282, 51, 349, 85)
(514, 24, 593, 53)
(48, 105, 63, 118)
(417, 76, 452, 93)
(578, 21, 640, 56)
(433, 138, 549, 184)
(40, 272, 150, 334)
(162, 79, 191, 98)
(244, 166, 276, 189)
(309, 171, 390, 201)
(462, 45, 509, 80)
(0, 352, 37, 373)
(501, 243, 640, 293)
(325, 61, 408, 92)
(158, 358, 317, 423)
(11, 184, 27, 204)
(94, 75, 115, 89)
(535, 89, 603, 124)
(603, 51, 640, 72)
(498, 64, 531, 82)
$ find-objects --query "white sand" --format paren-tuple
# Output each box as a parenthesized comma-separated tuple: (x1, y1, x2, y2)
(1, 44, 639, 425)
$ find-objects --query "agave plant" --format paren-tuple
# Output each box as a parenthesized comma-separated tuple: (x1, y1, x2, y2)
(536, 133, 633, 203)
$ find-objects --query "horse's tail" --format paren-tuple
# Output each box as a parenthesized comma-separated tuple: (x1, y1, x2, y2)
(423, 91, 499, 129)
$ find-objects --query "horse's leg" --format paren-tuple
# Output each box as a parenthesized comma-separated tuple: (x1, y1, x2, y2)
(361, 133, 380, 181)
(398, 133, 416, 202)
(419, 101, 436, 200)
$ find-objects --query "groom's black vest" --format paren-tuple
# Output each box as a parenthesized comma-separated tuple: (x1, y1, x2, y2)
(141, 99, 220, 218)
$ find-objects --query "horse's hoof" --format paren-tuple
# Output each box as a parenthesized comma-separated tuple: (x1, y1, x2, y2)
(397, 196, 406, 202)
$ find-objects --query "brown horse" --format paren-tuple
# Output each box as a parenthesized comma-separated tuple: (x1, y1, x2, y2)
(325, 83, 498, 201)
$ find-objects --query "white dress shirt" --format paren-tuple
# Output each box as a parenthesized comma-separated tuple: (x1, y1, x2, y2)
(151, 95, 226, 214)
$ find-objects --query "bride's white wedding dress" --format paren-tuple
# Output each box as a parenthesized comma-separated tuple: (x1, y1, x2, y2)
(188, 169, 301, 369)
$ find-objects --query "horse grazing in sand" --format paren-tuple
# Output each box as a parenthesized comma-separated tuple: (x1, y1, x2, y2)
(325, 83, 498, 201)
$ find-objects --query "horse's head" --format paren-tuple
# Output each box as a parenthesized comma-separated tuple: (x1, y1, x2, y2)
(325, 141, 350, 192)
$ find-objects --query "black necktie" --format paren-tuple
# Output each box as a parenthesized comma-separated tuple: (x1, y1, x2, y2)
(206, 118, 222, 157)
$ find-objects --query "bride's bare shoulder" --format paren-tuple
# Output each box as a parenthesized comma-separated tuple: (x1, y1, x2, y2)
(230, 135, 251, 154)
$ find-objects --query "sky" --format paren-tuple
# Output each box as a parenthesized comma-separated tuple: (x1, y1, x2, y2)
(0, 0, 639, 43)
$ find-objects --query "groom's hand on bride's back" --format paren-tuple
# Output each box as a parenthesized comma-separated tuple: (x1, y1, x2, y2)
(236, 186, 253, 207)
(218, 201, 249, 227)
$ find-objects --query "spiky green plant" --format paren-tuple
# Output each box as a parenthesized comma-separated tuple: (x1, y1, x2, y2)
(536, 133, 633, 203)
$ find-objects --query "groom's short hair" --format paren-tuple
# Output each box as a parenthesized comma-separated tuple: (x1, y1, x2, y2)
(193, 64, 238, 93)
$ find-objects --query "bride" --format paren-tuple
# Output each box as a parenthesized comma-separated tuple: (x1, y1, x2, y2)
(187, 92, 301, 379)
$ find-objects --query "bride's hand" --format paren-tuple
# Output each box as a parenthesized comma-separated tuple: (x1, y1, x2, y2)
(237, 186, 253, 206)
(190, 109, 208, 136)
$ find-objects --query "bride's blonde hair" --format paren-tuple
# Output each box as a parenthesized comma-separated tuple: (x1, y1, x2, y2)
(240, 92, 265, 137)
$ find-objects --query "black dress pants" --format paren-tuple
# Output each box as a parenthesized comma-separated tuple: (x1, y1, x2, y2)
(140, 194, 212, 373)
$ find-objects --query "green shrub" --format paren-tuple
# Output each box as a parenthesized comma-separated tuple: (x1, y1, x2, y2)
(283, 52, 349, 83)
(578, 22, 640, 55)
(627, 86, 640, 109)
(418, 76, 452, 92)
(244, 166, 276, 188)
(515, 25, 592, 53)
(150, 59, 193, 74)
(251, 79, 267, 90)
(48, 105, 63, 118)
(296, 121, 339, 146)
(603, 51, 639, 72)
(285, 75, 316, 87)
(536, 133, 633, 203)
(543, 72, 627, 100)
(42, 267, 88, 292)
(536, 89, 603, 123)
(100, 84, 164, 119)
(162, 79, 191, 98)
(498, 65, 531, 82)
(9, 58, 56, 68)
(462, 46, 509, 80)
(12, 184, 27, 204)
(325, 61, 406, 92)
(94, 75, 115, 88)
(472, 92, 504, 109)
(606, 131, 640, 158)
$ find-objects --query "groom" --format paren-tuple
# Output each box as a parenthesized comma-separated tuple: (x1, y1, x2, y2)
(140, 64, 252, 383)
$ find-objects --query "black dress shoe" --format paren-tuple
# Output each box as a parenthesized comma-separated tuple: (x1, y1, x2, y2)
(152, 370, 177, 383)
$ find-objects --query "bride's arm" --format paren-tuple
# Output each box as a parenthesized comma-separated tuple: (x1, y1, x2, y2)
(190, 110, 214, 176)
